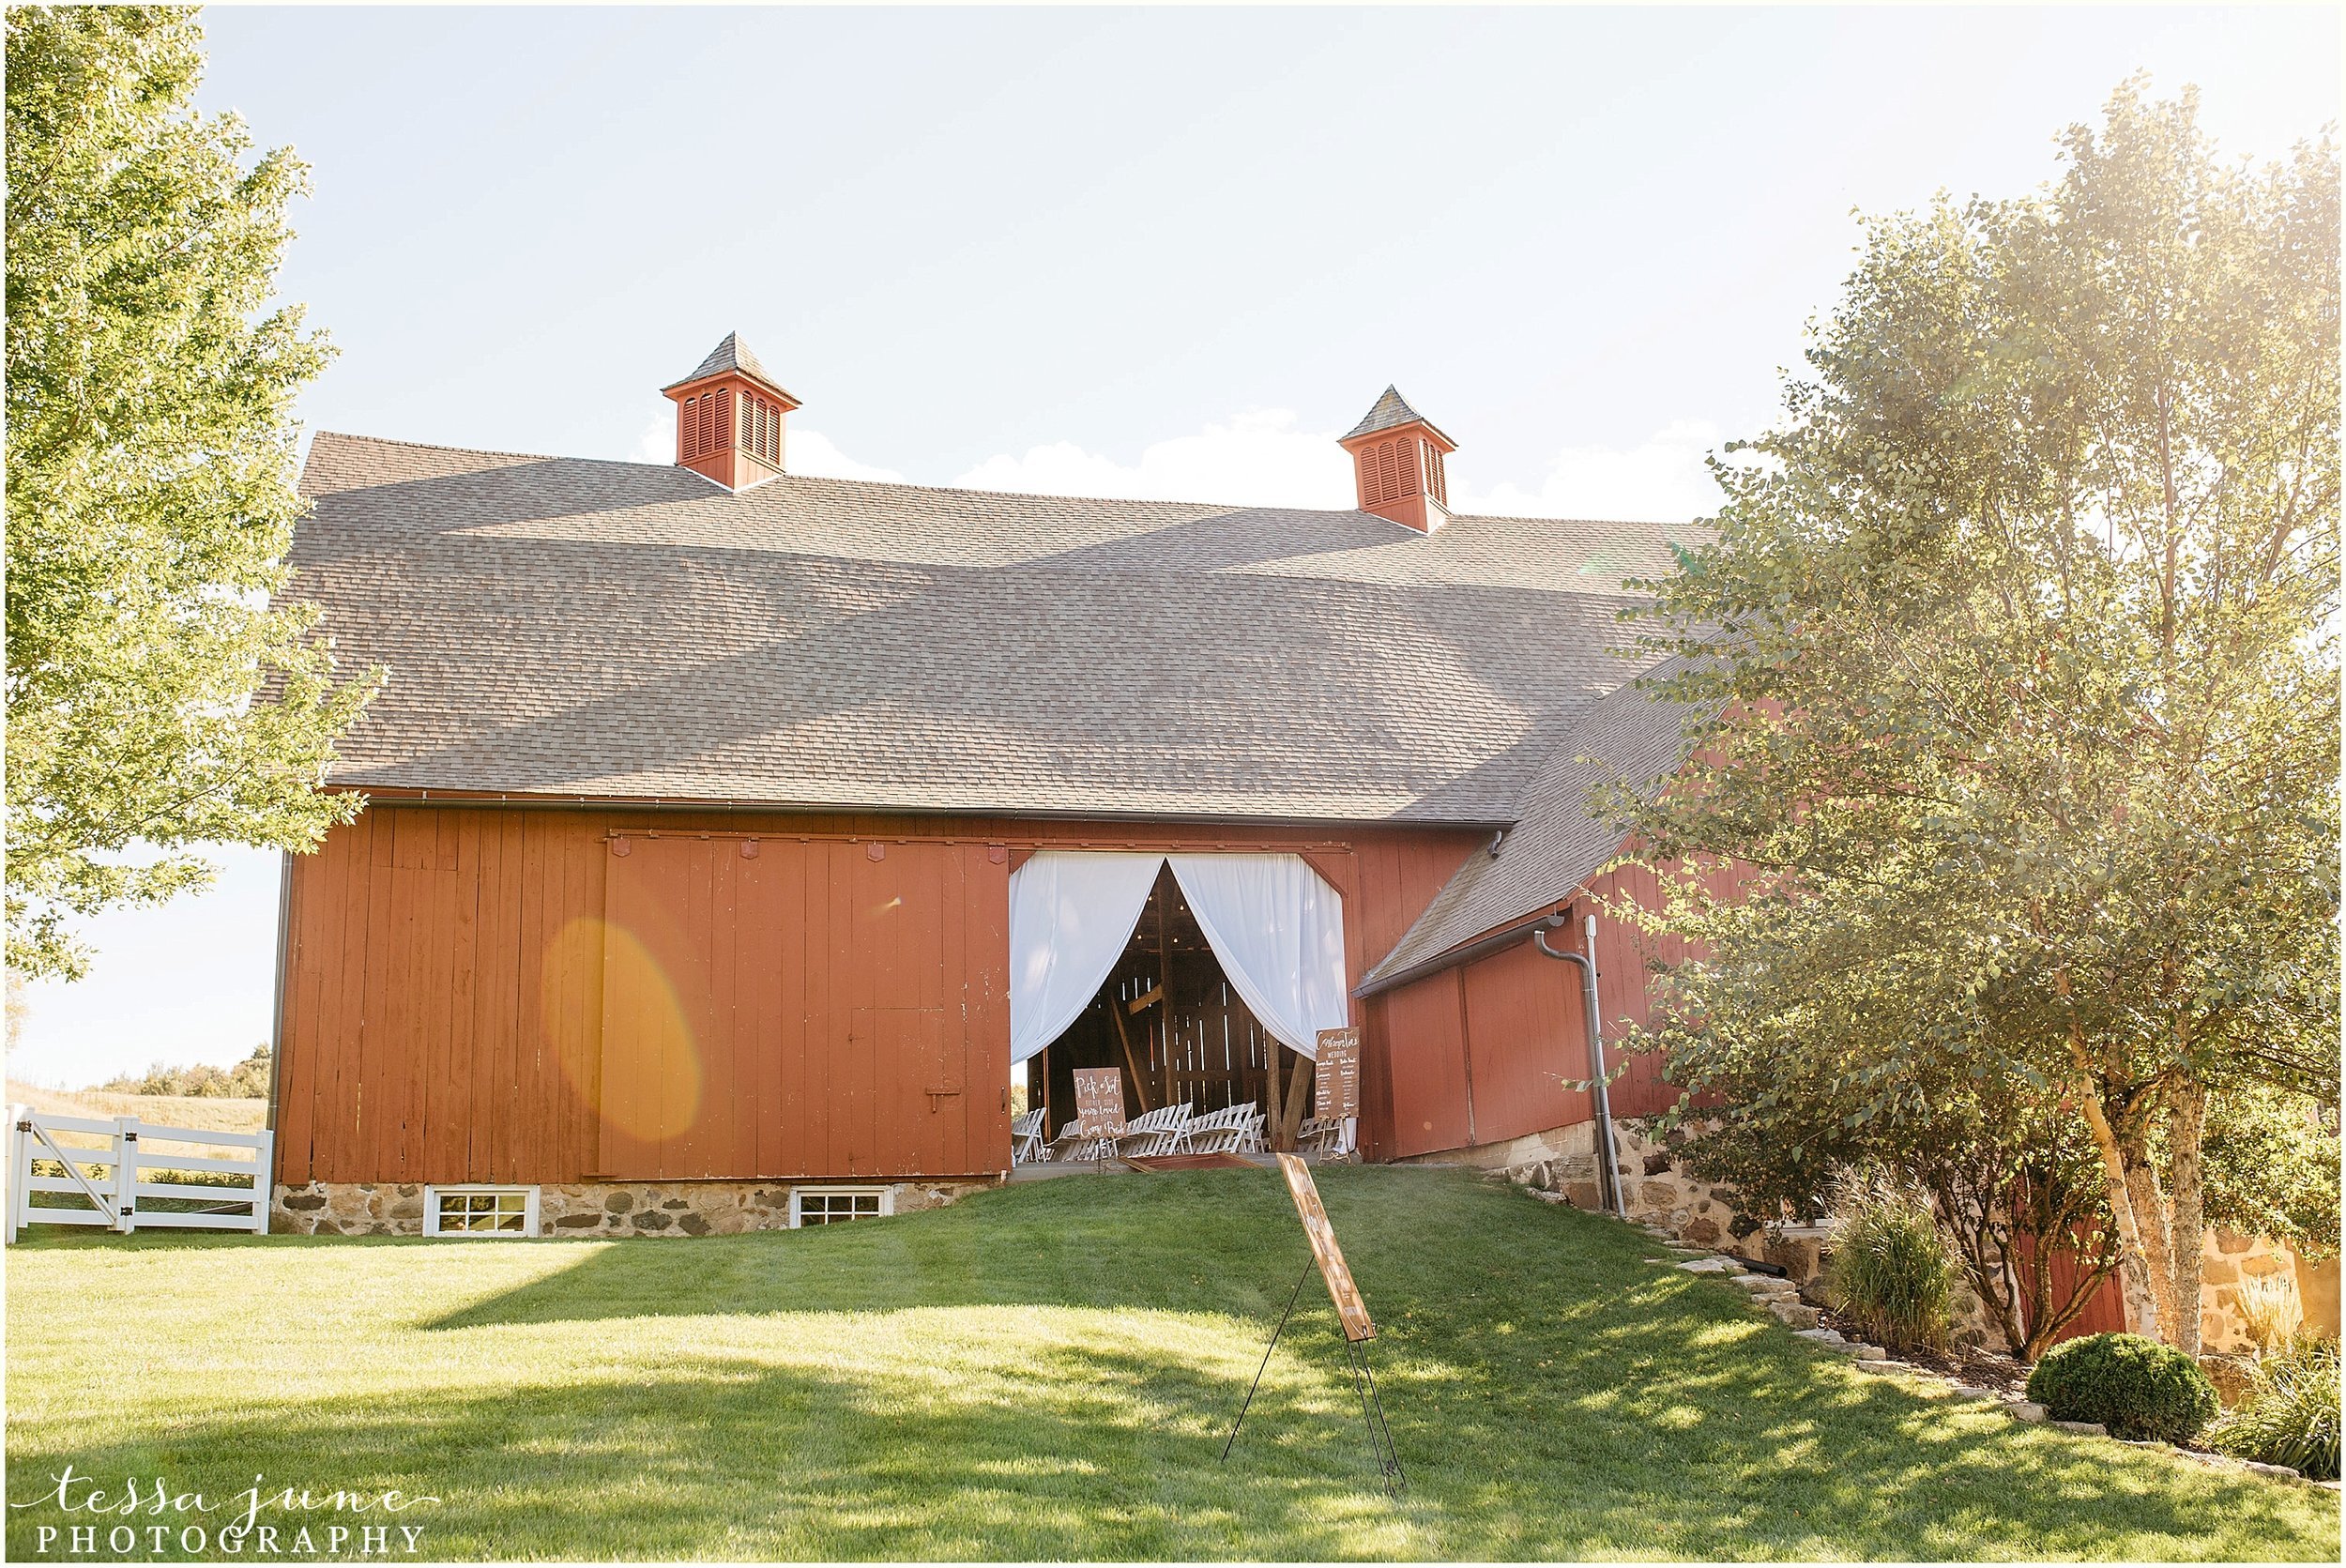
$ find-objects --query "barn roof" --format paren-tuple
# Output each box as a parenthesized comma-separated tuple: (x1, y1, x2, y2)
(1358, 651, 1714, 985)
(290, 430, 1716, 974)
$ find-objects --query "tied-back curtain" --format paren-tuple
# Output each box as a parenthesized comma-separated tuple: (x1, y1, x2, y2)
(1166, 853, 1348, 1058)
(1007, 852, 1165, 1064)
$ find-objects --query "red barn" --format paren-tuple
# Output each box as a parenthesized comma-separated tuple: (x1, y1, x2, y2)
(267, 336, 1710, 1238)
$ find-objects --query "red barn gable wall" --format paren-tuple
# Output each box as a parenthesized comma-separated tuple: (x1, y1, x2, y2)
(272, 802, 1484, 1188)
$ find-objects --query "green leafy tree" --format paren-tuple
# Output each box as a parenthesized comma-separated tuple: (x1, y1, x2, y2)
(6, 7, 379, 980)
(97, 1042, 271, 1098)
(1640, 891, 2123, 1359)
(1616, 79, 2338, 1357)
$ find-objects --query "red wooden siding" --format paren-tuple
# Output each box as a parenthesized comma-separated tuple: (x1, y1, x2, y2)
(1358, 846, 1750, 1161)
(1376, 970, 1475, 1156)
(597, 834, 1006, 1180)
(276, 804, 1481, 1187)
(1459, 938, 1594, 1148)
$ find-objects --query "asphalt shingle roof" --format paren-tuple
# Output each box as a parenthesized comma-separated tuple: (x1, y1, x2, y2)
(288, 432, 1694, 830)
(1343, 386, 1454, 447)
(663, 332, 798, 403)
(1359, 652, 1715, 983)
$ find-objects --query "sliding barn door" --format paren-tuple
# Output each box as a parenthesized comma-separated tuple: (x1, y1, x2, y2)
(597, 835, 1009, 1180)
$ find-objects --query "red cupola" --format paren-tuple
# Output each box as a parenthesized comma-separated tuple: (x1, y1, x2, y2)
(663, 332, 800, 491)
(1338, 386, 1456, 532)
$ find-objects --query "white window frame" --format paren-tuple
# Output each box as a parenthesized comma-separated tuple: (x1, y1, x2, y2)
(423, 1184, 541, 1238)
(789, 1186, 891, 1228)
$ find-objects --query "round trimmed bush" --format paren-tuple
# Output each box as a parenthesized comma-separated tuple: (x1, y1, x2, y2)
(2025, 1332, 2219, 1443)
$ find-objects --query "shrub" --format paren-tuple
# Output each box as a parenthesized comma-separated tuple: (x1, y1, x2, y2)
(2209, 1336, 2340, 1480)
(2024, 1332, 2219, 1443)
(1825, 1168, 1957, 1353)
(2235, 1273, 2304, 1355)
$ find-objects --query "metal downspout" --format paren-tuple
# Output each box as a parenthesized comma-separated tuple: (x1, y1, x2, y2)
(1536, 913, 1626, 1220)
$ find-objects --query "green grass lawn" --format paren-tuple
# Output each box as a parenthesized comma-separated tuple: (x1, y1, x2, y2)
(7, 1165, 2337, 1560)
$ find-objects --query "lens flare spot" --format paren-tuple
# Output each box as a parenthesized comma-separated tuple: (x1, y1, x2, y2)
(543, 915, 700, 1143)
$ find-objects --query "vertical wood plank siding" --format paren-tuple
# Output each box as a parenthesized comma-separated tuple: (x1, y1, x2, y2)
(1363, 849, 1754, 1161)
(275, 806, 1483, 1186)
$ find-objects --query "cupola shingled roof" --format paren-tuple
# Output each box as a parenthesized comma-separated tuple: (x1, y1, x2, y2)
(663, 331, 800, 405)
(1344, 385, 1455, 448)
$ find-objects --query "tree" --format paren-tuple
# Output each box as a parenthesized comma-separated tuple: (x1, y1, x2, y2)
(1638, 877, 2123, 1360)
(6, 7, 378, 981)
(1615, 79, 2338, 1357)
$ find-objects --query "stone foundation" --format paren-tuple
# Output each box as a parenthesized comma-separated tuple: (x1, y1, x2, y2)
(1398, 1118, 1778, 1260)
(271, 1178, 992, 1237)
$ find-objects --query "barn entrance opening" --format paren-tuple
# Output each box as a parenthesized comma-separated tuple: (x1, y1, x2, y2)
(1024, 863, 1318, 1155)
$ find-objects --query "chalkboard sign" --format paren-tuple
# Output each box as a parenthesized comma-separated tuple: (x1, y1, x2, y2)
(1314, 1028, 1362, 1119)
(1277, 1153, 1377, 1343)
(1071, 1067, 1127, 1140)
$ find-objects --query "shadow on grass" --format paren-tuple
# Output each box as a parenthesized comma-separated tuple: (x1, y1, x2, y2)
(9, 1167, 2334, 1560)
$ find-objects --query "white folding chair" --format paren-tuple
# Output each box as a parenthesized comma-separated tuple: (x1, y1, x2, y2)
(1185, 1104, 1261, 1155)
(1113, 1104, 1190, 1159)
(1010, 1108, 1047, 1165)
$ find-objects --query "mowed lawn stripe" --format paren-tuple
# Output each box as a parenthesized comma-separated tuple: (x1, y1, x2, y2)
(7, 1166, 2335, 1560)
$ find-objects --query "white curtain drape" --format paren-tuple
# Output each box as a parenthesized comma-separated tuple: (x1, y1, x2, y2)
(1007, 851, 1165, 1064)
(1167, 853, 1348, 1058)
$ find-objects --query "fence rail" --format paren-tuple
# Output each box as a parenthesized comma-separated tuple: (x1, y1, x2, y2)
(6, 1105, 272, 1242)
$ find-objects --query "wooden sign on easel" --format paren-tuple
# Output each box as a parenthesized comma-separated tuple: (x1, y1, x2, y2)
(1224, 1153, 1403, 1492)
(1071, 1067, 1126, 1140)
(1313, 1028, 1361, 1119)
(1277, 1153, 1375, 1342)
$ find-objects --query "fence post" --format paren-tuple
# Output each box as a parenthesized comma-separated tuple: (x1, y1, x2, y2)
(6, 1104, 26, 1245)
(252, 1129, 275, 1235)
(113, 1117, 140, 1235)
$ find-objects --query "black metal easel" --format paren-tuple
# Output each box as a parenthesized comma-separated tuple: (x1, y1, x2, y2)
(1220, 1256, 1406, 1495)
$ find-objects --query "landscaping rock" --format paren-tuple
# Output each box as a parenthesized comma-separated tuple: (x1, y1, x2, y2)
(2003, 1401, 2048, 1422)
(1949, 1384, 1999, 1401)
(1770, 1302, 1823, 1330)
(1853, 1359, 1904, 1375)
(1731, 1273, 1789, 1293)
(2050, 1420, 2108, 1437)
(1793, 1327, 1847, 1347)
(1675, 1256, 1740, 1273)
(1835, 1343, 1886, 1359)
(2238, 1461, 2306, 1483)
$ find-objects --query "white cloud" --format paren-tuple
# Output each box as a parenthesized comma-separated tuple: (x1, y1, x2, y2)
(632, 415, 672, 465)
(952, 408, 1350, 510)
(786, 429, 907, 484)
(1455, 419, 1727, 525)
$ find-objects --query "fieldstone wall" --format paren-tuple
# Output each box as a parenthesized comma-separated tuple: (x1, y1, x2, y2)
(1450, 1112, 2333, 1354)
(2200, 1229, 2339, 1353)
(271, 1178, 991, 1237)
(1398, 1118, 1780, 1261)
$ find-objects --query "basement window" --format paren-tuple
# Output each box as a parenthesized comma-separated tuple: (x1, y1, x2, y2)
(791, 1187, 891, 1227)
(424, 1185, 540, 1238)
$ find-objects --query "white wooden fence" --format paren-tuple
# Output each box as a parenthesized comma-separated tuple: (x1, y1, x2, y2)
(5, 1105, 272, 1242)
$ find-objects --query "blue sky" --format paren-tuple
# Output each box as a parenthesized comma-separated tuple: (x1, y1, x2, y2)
(10, 4, 2338, 1087)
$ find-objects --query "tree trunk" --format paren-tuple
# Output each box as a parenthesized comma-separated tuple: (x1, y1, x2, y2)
(2167, 1073, 2208, 1358)
(2064, 1024, 2163, 1338)
(2123, 1122, 2179, 1344)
